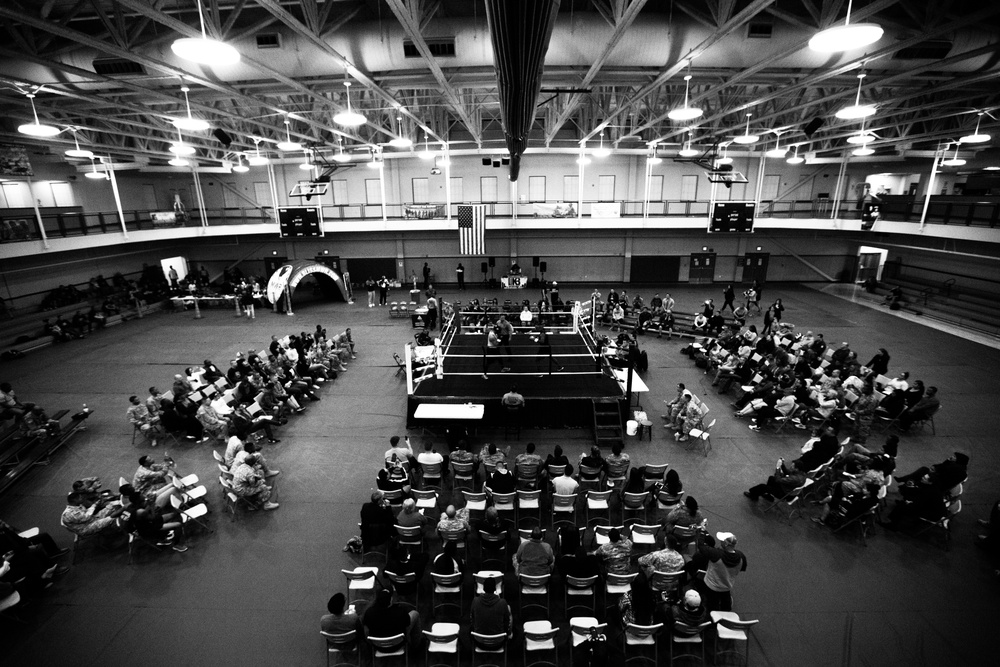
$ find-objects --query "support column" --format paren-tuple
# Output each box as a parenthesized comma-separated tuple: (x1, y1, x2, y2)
(26, 178, 50, 248)
(918, 148, 942, 231)
(106, 161, 129, 238)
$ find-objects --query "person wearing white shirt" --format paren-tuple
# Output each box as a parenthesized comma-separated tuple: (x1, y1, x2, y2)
(416, 440, 446, 475)
(551, 468, 579, 495)
(384, 435, 416, 470)
(888, 371, 909, 392)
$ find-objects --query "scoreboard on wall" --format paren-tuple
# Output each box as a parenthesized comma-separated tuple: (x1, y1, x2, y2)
(709, 202, 755, 233)
(278, 206, 324, 238)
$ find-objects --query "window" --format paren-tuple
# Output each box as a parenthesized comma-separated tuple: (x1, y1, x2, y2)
(330, 180, 348, 205)
(528, 176, 545, 202)
(412, 178, 429, 203)
(680, 175, 698, 201)
(50, 182, 75, 207)
(761, 175, 780, 201)
(222, 182, 240, 208)
(365, 179, 382, 204)
(142, 184, 158, 211)
(481, 176, 498, 202)
(646, 174, 664, 200)
(450, 177, 463, 203)
(253, 182, 271, 207)
(563, 175, 579, 201)
(598, 175, 615, 201)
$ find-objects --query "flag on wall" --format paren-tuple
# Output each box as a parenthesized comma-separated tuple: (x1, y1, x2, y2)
(457, 204, 485, 255)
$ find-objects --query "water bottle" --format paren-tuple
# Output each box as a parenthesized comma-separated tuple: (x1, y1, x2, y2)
(82, 403, 88, 413)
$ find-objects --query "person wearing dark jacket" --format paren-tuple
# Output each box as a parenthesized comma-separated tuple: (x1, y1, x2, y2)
(897, 386, 941, 432)
(791, 428, 840, 472)
(866, 348, 890, 376)
(895, 450, 968, 493)
(882, 474, 948, 531)
(471, 577, 512, 638)
(360, 491, 395, 548)
(363, 589, 420, 645)
(694, 531, 747, 611)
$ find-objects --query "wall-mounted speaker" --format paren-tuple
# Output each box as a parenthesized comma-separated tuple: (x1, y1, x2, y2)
(212, 128, 233, 147)
(488, 257, 495, 267)
(481, 262, 488, 273)
(532, 256, 540, 267)
(482, 157, 491, 166)
(539, 261, 547, 273)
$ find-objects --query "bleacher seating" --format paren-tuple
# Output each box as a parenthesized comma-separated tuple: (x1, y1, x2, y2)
(0, 408, 94, 496)
(863, 277, 1000, 335)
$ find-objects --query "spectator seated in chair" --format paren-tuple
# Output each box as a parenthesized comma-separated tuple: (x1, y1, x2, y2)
(321, 592, 369, 636)
(123, 506, 188, 552)
(471, 576, 512, 639)
(395, 498, 430, 530)
(363, 588, 422, 648)
(894, 451, 968, 494)
(61, 492, 124, 537)
(485, 460, 516, 497)
(638, 533, 686, 582)
(230, 453, 279, 510)
(881, 472, 948, 532)
(377, 455, 412, 497)
(743, 458, 807, 502)
(896, 386, 940, 432)
(514, 527, 554, 576)
(132, 455, 184, 508)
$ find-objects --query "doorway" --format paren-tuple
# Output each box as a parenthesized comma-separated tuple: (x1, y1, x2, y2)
(689, 253, 716, 284)
(630, 255, 681, 283)
(856, 245, 888, 283)
(742, 253, 769, 284)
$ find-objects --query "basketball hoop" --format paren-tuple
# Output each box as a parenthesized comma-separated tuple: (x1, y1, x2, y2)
(705, 171, 749, 184)
(289, 182, 329, 198)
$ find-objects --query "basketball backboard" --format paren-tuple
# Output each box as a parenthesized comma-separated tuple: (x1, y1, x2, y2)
(289, 182, 329, 198)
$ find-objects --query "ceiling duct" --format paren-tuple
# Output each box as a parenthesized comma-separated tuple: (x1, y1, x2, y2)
(484, 0, 561, 182)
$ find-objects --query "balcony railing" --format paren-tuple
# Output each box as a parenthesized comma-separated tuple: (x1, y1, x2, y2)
(2, 196, 998, 245)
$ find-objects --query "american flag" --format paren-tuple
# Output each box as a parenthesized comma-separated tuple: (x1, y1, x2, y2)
(457, 204, 486, 255)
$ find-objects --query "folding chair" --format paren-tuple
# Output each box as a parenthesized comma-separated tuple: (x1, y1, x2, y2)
(492, 492, 517, 523)
(438, 526, 469, 561)
(772, 405, 800, 434)
(404, 490, 434, 516)
(471, 632, 508, 667)
(761, 478, 815, 524)
(656, 489, 684, 511)
(430, 572, 464, 617)
(321, 629, 361, 667)
(421, 461, 444, 489)
(462, 490, 488, 517)
(393, 353, 406, 376)
(516, 489, 542, 527)
(669, 621, 712, 665)
(605, 462, 630, 492)
(395, 524, 425, 553)
(551, 492, 578, 530)
(424, 622, 461, 667)
(383, 569, 420, 607)
(623, 622, 664, 667)
(479, 530, 509, 571)
(518, 573, 551, 618)
(710, 612, 759, 667)
(649, 570, 685, 603)
(916, 497, 961, 550)
(169, 493, 211, 533)
(832, 506, 879, 546)
(628, 524, 661, 554)
(516, 462, 541, 490)
(341, 567, 380, 604)
(546, 464, 567, 480)
(565, 574, 600, 617)
(586, 490, 613, 526)
(604, 572, 638, 612)
(686, 418, 715, 456)
(474, 570, 504, 596)
(127, 529, 165, 565)
(523, 620, 559, 667)
(451, 461, 477, 493)
(642, 464, 668, 489)
(577, 465, 604, 492)
(912, 404, 941, 434)
(622, 491, 651, 526)
(367, 633, 408, 666)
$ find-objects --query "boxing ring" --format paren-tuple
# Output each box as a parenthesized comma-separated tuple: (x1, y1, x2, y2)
(404, 302, 629, 429)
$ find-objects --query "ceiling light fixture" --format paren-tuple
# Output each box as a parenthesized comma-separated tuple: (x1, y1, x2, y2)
(732, 113, 760, 145)
(277, 119, 302, 152)
(169, 126, 196, 155)
(786, 146, 804, 164)
(678, 131, 699, 157)
(65, 129, 94, 159)
(18, 92, 61, 137)
(170, 86, 210, 132)
(333, 75, 366, 127)
(168, 157, 190, 167)
(984, 166, 1000, 171)
(84, 158, 108, 179)
(808, 0, 883, 52)
(232, 155, 249, 172)
(852, 146, 875, 156)
(418, 134, 436, 160)
(333, 138, 351, 163)
(716, 144, 733, 165)
(765, 133, 787, 158)
(592, 131, 611, 158)
(368, 150, 383, 169)
(299, 150, 315, 171)
(437, 154, 451, 167)
(668, 73, 703, 121)
(941, 144, 966, 166)
(847, 133, 876, 145)
(836, 72, 876, 120)
(247, 137, 269, 165)
(576, 155, 591, 165)
(171, 0, 241, 65)
(389, 117, 413, 148)
(960, 112, 991, 144)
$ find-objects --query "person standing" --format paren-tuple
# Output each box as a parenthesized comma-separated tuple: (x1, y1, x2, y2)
(422, 262, 431, 290)
(167, 266, 179, 290)
(496, 314, 515, 361)
(365, 277, 377, 308)
(533, 323, 564, 373)
(377, 276, 390, 306)
(456, 262, 465, 290)
(482, 326, 507, 379)
(695, 531, 747, 612)
(721, 284, 736, 313)
(426, 294, 439, 330)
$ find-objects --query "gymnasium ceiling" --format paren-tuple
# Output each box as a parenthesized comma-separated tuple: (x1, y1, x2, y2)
(0, 0, 999, 176)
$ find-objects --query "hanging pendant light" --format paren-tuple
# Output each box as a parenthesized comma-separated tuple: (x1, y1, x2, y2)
(809, 0, 883, 52)
(170, 86, 210, 132)
(389, 117, 413, 148)
(852, 146, 875, 156)
(248, 137, 269, 165)
(592, 131, 611, 158)
(299, 149, 315, 171)
(732, 113, 760, 145)
(368, 149, 383, 169)
(168, 157, 190, 167)
(668, 73, 703, 121)
(576, 155, 591, 165)
(277, 119, 302, 152)
(942, 144, 966, 166)
(333, 76, 366, 127)
(171, 0, 240, 65)
(418, 134, 436, 160)
(765, 135, 787, 158)
(836, 72, 876, 120)
(232, 155, 249, 172)
(84, 158, 108, 179)
(786, 146, 804, 164)
(647, 144, 662, 165)
(847, 118, 875, 145)
(716, 144, 733, 166)
(169, 127, 196, 155)
(960, 112, 991, 144)
(18, 92, 61, 137)
(332, 138, 351, 163)
(65, 129, 94, 159)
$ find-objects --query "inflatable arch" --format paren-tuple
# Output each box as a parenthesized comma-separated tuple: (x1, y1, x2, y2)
(265, 260, 351, 312)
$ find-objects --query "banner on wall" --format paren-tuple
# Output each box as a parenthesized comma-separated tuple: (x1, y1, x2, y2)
(532, 202, 577, 218)
(590, 202, 620, 218)
(0, 144, 33, 177)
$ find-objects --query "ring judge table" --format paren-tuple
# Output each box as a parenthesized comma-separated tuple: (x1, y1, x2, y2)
(501, 274, 527, 289)
(611, 367, 648, 408)
(412, 402, 485, 436)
